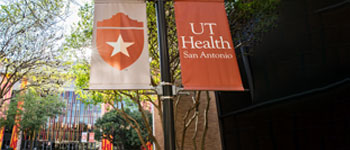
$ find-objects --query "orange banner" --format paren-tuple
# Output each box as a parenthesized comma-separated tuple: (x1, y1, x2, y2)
(175, 0, 223, 1)
(0, 127, 4, 149)
(10, 79, 27, 150)
(141, 141, 153, 150)
(0, 74, 13, 119)
(10, 125, 19, 149)
(175, 1, 244, 91)
(0, 75, 14, 149)
(10, 100, 24, 150)
(102, 138, 113, 150)
(89, 132, 95, 143)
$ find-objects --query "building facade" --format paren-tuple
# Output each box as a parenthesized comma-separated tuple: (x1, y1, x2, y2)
(216, 0, 350, 149)
(1, 91, 102, 150)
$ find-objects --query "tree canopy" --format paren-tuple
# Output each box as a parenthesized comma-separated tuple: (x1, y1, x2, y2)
(0, 0, 70, 109)
(94, 108, 152, 150)
(1, 89, 65, 137)
(226, 0, 280, 52)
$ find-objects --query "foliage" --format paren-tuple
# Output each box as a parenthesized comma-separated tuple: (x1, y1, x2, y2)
(147, 1, 182, 85)
(0, 0, 70, 109)
(1, 89, 65, 137)
(64, 2, 93, 61)
(94, 109, 152, 150)
(226, 0, 280, 53)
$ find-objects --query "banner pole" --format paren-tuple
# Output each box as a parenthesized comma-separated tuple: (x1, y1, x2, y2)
(155, 0, 176, 150)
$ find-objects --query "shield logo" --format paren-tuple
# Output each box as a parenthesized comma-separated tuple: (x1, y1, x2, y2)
(96, 13, 144, 70)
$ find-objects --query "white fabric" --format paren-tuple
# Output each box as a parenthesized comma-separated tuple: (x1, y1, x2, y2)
(90, 0, 151, 90)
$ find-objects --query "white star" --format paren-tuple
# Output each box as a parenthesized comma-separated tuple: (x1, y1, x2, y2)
(106, 34, 134, 57)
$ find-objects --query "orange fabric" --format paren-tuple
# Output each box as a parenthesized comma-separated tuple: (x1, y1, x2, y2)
(175, 1, 244, 91)
(0, 74, 13, 118)
(96, 13, 144, 70)
(97, 13, 143, 27)
(9, 126, 19, 150)
(89, 132, 95, 142)
(146, 142, 153, 150)
(0, 75, 13, 149)
(9, 79, 27, 149)
(9, 101, 24, 150)
(141, 142, 153, 150)
(0, 127, 4, 149)
(175, 0, 223, 2)
(102, 138, 113, 150)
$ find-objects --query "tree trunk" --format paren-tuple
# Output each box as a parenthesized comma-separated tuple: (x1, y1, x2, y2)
(135, 92, 161, 150)
(30, 131, 35, 150)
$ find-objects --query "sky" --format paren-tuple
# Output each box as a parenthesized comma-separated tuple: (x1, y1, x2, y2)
(63, 0, 92, 60)
(64, 0, 90, 34)
(0, 0, 92, 61)
(0, 0, 88, 35)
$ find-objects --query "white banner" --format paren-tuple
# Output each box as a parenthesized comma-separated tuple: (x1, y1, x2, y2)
(90, 0, 151, 89)
(81, 132, 87, 143)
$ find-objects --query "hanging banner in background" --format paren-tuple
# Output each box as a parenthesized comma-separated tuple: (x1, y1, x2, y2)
(0, 91, 12, 150)
(89, 132, 95, 143)
(0, 127, 4, 150)
(91, 0, 151, 90)
(10, 79, 27, 150)
(102, 137, 113, 150)
(0, 75, 13, 150)
(81, 132, 87, 143)
(174, 0, 244, 91)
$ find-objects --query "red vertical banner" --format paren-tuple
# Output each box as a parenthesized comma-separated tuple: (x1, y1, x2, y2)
(9, 79, 27, 150)
(102, 137, 113, 150)
(174, 0, 244, 91)
(0, 74, 13, 149)
(0, 127, 4, 149)
(89, 132, 95, 143)
(141, 141, 153, 150)
(9, 125, 19, 149)
(9, 101, 24, 150)
(101, 104, 113, 150)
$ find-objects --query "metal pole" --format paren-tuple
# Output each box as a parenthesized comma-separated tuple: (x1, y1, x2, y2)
(155, 0, 176, 150)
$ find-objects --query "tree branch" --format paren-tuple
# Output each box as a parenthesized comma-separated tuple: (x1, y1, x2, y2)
(200, 91, 210, 150)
